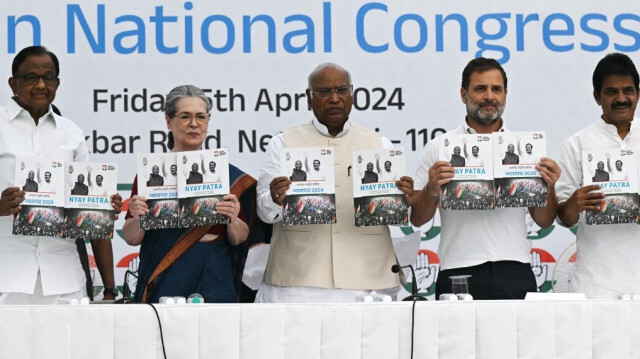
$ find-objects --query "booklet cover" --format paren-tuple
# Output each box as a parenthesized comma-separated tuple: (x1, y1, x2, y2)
(352, 148, 408, 226)
(136, 153, 179, 230)
(439, 134, 494, 210)
(177, 149, 230, 227)
(281, 147, 336, 225)
(493, 131, 548, 208)
(582, 148, 639, 225)
(63, 162, 117, 240)
(12, 158, 65, 237)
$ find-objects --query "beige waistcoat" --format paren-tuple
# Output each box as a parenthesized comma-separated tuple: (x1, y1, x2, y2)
(264, 122, 401, 289)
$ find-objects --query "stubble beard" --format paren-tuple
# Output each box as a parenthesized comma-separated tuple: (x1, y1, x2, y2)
(466, 97, 506, 126)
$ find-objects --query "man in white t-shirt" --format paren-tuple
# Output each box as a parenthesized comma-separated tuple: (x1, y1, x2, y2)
(304, 153, 325, 181)
(463, 138, 484, 167)
(374, 153, 397, 182)
(410, 57, 561, 300)
(88, 168, 109, 197)
(607, 156, 628, 181)
(38, 170, 55, 193)
(518, 139, 538, 164)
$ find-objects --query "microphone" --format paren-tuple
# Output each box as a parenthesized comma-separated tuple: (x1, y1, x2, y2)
(392, 264, 427, 301)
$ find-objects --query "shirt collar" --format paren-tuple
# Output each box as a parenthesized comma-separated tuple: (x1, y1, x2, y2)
(311, 117, 351, 138)
(7, 97, 58, 127)
(462, 117, 505, 134)
(598, 116, 639, 137)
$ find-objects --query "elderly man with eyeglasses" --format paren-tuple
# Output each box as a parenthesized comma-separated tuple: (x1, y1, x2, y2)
(254, 63, 414, 303)
(0, 46, 122, 304)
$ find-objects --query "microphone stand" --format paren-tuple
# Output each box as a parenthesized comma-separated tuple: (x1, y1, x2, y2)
(392, 264, 427, 301)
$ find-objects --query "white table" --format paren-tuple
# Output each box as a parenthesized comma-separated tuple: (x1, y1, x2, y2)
(0, 301, 638, 359)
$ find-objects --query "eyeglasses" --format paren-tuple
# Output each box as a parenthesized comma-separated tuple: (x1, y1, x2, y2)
(174, 113, 210, 125)
(14, 73, 58, 86)
(311, 86, 352, 99)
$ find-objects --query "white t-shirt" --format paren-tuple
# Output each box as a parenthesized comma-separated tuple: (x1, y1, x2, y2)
(466, 155, 484, 167)
(520, 152, 538, 165)
(306, 168, 326, 181)
(379, 169, 396, 182)
(90, 183, 109, 196)
(610, 169, 628, 181)
(39, 179, 56, 193)
(414, 123, 531, 271)
(556, 118, 640, 299)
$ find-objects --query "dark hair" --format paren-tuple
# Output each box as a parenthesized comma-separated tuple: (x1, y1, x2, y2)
(167, 132, 174, 150)
(592, 53, 640, 93)
(461, 57, 507, 91)
(12, 46, 60, 77)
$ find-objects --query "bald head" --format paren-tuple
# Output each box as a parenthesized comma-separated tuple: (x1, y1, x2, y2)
(307, 62, 351, 90)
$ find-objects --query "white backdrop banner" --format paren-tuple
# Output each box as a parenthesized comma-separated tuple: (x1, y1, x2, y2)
(1, 0, 638, 298)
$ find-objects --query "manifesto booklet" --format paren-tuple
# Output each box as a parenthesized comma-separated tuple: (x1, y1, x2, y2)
(12, 158, 65, 237)
(136, 153, 179, 230)
(281, 147, 336, 225)
(63, 162, 117, 240)
(493, 131, 548, 208)
(439, 134, 494, 210)
(352, 148, 408, 226)
(582, 148, 638, 225)
(177, 148, 230, 226)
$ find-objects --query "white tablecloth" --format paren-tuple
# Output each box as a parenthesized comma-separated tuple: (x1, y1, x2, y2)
(0, 301, 638, 359)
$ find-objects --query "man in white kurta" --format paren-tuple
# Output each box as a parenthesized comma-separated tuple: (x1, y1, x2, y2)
(557, 53, 640, 299)
(0, 46, 119, 304)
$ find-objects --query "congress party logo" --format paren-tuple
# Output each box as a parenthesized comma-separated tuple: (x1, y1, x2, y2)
(116, 253, 140, 298)
(402, 249, 439, 297)
(530, 248, 555, 292)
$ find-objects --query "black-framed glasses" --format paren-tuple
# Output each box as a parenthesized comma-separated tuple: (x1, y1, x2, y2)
(14, 73, 58, 86)
(174, 113, 210, 125)
(311, 86, 352, 99)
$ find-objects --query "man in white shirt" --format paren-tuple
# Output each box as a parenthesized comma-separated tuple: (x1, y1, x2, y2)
(304, 153, 325, 181)
(87, 167, 109, 197)
(410, 57, 561, 300)
(0, 46, 121, 304)
(463, 138, 485, 167)
(376, 155, 397, 182)
(166, 163, 178, 186)
(607, 156, 628, 181)
(518, 139, 538, 165)
(202, 155, 222, 183)
(38, 170, 55, 193)
(557, 53, 640, 299)
(255, 63, 414, 303)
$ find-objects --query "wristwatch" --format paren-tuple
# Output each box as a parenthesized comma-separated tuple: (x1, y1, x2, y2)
(103, 287, 118, 297)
